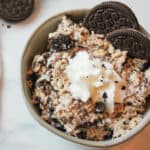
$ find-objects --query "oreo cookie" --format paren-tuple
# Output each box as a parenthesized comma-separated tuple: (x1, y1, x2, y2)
(0, 0, 34, 22)
(83, 1, 139, 34)
(106, 28, 150, 60)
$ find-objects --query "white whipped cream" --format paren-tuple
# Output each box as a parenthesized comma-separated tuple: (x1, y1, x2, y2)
(66, 51, 100, 102)
(66, 51, 126, 113)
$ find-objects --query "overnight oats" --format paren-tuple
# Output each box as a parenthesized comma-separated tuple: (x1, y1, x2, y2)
(27, 16, 150, 140)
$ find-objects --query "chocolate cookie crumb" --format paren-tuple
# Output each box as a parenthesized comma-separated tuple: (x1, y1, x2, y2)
(103, 92, 108, 99)
(7, 25, 11, 29)
(121, 86, 126, 90)
(95, 102, 105, 113)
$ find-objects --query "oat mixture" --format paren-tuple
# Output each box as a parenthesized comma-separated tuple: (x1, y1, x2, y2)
(27, 16, 150, 140)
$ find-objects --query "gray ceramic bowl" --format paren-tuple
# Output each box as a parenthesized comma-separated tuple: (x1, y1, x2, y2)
(21, 9, 150, 148)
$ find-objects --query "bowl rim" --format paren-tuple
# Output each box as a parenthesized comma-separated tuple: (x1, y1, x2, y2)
(21, 9, 150, 148)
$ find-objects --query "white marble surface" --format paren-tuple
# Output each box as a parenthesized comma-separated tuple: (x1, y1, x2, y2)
(0, 0, 150, 150)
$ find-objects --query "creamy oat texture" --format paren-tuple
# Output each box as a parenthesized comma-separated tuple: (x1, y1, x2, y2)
(27, 16, 150, 140)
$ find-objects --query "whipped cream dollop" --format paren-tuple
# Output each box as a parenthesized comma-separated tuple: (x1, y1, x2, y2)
(66, 51, 126, 113)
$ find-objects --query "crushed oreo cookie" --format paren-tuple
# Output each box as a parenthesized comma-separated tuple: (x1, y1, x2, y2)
(49, 34, 75, 51)
(95, 102, 105, 113)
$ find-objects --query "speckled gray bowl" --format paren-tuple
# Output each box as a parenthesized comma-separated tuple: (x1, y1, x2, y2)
(21, 9, 150, 148)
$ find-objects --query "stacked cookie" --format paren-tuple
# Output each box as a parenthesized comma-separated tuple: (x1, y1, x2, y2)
(78, 1, 150, 65)
(0, 1, 149, 65)
(0, 0, 34, 22)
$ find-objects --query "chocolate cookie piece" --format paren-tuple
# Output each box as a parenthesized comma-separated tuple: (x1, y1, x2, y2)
(0, 0, 34, 22)
(49, 34, 75, 51)
(94, 102, 105, 113)
(83, 1, 139, 34)
(106, 28, 150, 60)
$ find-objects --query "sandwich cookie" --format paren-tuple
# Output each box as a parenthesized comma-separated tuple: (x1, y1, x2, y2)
(0, 0, 34, 22)
(83, 1, 139, 34)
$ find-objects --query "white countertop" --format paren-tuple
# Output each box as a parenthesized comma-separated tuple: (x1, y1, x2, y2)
(0, 0, 150, 150)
